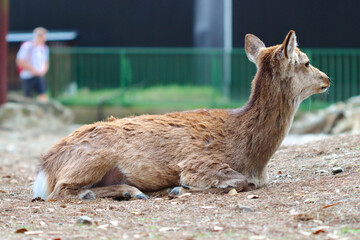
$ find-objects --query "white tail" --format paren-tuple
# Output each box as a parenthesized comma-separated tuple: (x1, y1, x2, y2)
(33, 170, 50, 199)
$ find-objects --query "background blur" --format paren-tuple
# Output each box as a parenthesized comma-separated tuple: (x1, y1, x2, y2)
(5, 0, 360, 123)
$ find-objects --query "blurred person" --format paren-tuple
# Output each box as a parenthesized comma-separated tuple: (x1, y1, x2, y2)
(16, 27, 49, 103)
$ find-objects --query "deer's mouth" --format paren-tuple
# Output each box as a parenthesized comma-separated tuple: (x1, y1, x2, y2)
(320, 85, 330, 93)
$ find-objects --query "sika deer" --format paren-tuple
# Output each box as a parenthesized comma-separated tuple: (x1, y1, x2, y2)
(33, 31, 330, 200)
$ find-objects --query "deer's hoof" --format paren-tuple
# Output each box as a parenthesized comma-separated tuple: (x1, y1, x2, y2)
(123, 192, 131, 200)
(135, 193, 149, 200)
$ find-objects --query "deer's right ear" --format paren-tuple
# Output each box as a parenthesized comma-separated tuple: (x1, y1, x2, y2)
(245, 34, 265, 63)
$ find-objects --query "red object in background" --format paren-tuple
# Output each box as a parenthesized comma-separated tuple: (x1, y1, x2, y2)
(0, 0, 9, 105)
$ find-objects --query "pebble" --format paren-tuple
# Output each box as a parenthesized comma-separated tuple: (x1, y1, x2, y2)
(228, 189, 237, 195)
(6, 145, 16, 154)
(76, 216, 93, 226)
(304, 198, 317, 204)
(332, 167, 344, 175)
(315, 170, 328, 174)
(237, 204, 254, 212)
(10, 179, 18, 184)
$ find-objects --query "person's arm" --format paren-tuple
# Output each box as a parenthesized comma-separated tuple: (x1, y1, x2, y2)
(43, 60, 49, 74)
(39, 46, 50, 76)
(16, 58, 39, 75)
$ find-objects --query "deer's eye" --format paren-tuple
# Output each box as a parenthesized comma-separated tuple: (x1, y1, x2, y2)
(305, 61, 310, 68)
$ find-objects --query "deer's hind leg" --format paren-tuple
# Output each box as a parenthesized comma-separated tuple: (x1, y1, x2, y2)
(70, 184, 149, 200)
(46, 152, 148, 201)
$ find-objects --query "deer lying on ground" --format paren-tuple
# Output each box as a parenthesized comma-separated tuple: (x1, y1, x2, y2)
(33, 30, 330, 201)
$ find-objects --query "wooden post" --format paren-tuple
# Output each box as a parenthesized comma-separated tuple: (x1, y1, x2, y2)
(0, 0, 9, 105)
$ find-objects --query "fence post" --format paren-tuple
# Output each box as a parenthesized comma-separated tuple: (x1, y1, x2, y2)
(211, 52, 220, 106)
(0, 0, 9, 105)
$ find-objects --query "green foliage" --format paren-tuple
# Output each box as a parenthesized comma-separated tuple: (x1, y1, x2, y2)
(57, 85, 330, 112)
(57, 85, 240, 110)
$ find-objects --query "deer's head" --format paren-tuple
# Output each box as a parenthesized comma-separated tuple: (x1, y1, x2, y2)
(245, 30, 330, 103)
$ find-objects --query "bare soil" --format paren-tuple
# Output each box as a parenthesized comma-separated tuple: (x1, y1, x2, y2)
(0, 127, 359, 240)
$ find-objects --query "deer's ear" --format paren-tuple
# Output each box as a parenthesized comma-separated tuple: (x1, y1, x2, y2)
(245, 34, 265, 63)
(282, 30, 297, 59)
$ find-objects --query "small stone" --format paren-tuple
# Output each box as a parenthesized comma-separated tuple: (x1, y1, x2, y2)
(79, 190, 96, 200)
(76, 216, 93, 226)
(304, 198, 317, 204)
(110, 220, 119, 226)
(315, 170, 328, 174)
(237, 204, 254, 212)
(10, 179, 18, 184)
(6, 145, 16, 154)
(213, 226, 224, 231)
(332, 167, 344, 175)
(228, 189, 237, 195)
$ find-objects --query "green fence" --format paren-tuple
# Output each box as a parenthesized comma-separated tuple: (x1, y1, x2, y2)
(47, 47, 360, 104)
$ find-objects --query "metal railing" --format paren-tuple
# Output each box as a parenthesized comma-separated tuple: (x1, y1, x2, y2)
(47, 47, 360, 104)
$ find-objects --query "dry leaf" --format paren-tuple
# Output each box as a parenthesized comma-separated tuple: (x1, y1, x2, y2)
(134, 233, 151, 238)
(159, 227, 179, 232)
(312, 229, 326, 235)
(15, 228, 28, 234)
(247, 194, 259, 199)
(323, 202, 341, 208)
(294, 213, 313, 221)
(60, 204, 67, 208)
(131, 211, 143, 215)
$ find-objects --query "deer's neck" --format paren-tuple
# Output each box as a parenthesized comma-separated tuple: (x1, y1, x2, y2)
(230, 68, 300, 177)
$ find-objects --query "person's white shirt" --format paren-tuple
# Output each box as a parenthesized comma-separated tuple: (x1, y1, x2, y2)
(16, 41, 49, 80)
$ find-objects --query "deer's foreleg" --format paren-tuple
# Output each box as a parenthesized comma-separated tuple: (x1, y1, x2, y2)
(176, 158, 248, 194)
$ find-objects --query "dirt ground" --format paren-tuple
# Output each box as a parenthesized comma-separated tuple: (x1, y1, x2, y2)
(0, 126, 359, 240)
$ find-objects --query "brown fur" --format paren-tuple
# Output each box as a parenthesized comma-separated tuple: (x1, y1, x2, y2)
(34, 31, 330, 200)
